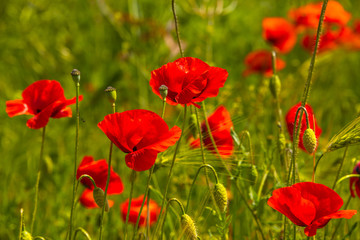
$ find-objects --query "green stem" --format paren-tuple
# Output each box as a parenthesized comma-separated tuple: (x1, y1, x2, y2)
(74, 227, 92, 240)
(154, 105, 187, 238)
(146, 190, 151, 238)
(330, 196, 352, 240)
(185, 164, 219, 213)
(69, 80, 80, 240)
(31, 126, 46, 234)
(160, 198, 186, 238)
(99, 103, 116, 240)
(172, 0, 184, 58)
(124, 170, 136, 240)
(161, 98, 166, 119)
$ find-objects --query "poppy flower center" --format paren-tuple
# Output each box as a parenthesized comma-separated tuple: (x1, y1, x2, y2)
(133, 146, 138, 151)
(36, 109, 42, 113)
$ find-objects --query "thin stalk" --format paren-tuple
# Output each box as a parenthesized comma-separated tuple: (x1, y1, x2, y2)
(161, 98, 166, 119)
(99, 103, 116, 240)
(31, 126, 46, 234)
(172, 0, 184, 58)
(160, 198, 186, 238)
(74, 227, 92, 240)
(146, 190, 151, 239)
(69, 79, 80, 240)
(124, 170, 136, 240)
(154, 106, 188, 238)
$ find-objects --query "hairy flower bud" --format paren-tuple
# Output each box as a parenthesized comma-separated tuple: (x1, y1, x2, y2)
(93, 187, 110, 212)
(303, 128, 317, 154)
(181, 214, 198, 240)
(213, 183, 228, 212)
(270, 74, 281, 98)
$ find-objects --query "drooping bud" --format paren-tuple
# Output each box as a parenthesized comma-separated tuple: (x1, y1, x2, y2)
(269, 74, 281, 98)
(71, 69, 81, 84)
(213, 183, 228, 212)
(159, 85, 168, 100)
(303, 128, 317, 154)
(21, 230, 32, 240)
(181, 214, 198, 240)
(93, 187, 110, 212)
(105, 86, 117, 103)
(188, 114, 198, 138)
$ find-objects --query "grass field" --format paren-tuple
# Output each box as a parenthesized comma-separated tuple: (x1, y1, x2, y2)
(1, 0, 360, 239)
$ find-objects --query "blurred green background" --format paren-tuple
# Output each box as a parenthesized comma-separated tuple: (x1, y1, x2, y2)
(1, 0, 360, 239)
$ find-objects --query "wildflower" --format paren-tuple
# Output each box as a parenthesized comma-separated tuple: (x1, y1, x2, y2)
(98, 110, 181, 171)
(262, 17, 297, 53)
(285, 103, 321, 153)
(121, 195, 160, 226)
(190, 106, 234, 158)
(268, 182, 357, 237)
(149, 57, 228, 108)
(350, 162, 360, 198)
(6, 80, 82, 129)
(243, 50, 285, 77)
(76, 156, 123, 209)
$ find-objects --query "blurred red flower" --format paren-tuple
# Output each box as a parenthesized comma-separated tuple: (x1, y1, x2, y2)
(262, 17, 297, 53)
(243, 50, 285, 77)
(190, 106, 234, 158)
(98, 110, 181, 171)
(121, 195, 160, 227)
(350, 162, 360, 198)
(77, 156, 124, 194)
(285, 103, 321, 153)
(79, 188, 115, 209)
(289, 0, 351, 30)
(268, 182, 357, 237)
(6, 80, 82, 129)
(301, 29, 339, 53)
(149, 57, 228, 108)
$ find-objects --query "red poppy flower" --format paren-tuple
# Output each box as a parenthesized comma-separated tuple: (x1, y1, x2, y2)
(149, 57, 228, 108)
(76, 156, 124, 194)
(301, 30, 339, 53)
(98, 110, 182, 171)
(262, 17, 297, 54)
(350, 162, 360, 198)
(79, 188, 115, 209)
(6, 80, 83, 129)
(190, 106, 234, 158)
(289, 1, 351, 30)
(285, 103, 322, 153)
(268, 182, 357, 237)
(121, 195, 160, 227)
(243, 50, 285, 77)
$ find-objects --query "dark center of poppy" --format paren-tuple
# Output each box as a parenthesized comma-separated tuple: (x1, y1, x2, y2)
(36, 109, 42, 113)
(133, 146, 138, 151)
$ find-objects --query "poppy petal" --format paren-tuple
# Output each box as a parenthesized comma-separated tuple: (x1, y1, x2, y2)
(145, 126, 182, 152)
(125, 149, 158, 171)
(6, 99, 30, 117)
(26, 102, 57, 129)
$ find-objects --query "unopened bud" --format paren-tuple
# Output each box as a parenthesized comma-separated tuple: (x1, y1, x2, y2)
(21, 230, 32, 240)
(270, 74, 281, 98)
(181, 214, 198, 240)
(159, 85, 168, 100)
(303, 128, 317, 154)
(71, 69, 81, 84)
(213, 183, 228, 212)
(105, 86, 117, 103)
(93, 187, 110, 212)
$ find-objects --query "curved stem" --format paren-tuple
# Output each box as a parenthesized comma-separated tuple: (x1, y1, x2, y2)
(99, 103, 116, 240)
(74, 227, 92, 240)
(160, 198, 186, 238)
(185, 164, 219, 213)
(69, 81, 80, 240)
(314, 153, 324, 174)
(172, 0, 184, 57)
(31, 126, 46, 234)
(124, 170, 136, 240)
(78, 174, 97, 188)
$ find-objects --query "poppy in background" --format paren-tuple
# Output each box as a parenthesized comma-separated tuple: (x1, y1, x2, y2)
(149, 57, 228, 108)
(76, 156, 124, 209)
(190, 105, 234, 158)
(121, 195, 160, 227)
(285, 103, 321, 153)
(243, 50, 285, 77)
(268, 182, 357, 237)
(350, 162, 360, 198)
(262, 17, 297, 53)
(98, 110, 181, 171)
(6, 80, 82, 129)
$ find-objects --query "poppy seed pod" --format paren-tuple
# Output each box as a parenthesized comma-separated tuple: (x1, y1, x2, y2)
(105, 86, 117, 103)
(93, 187, 110, 212)
(270, 74, 281, 98)
(181, 214, 198, 240)
(159, 85, 168, 100)
(303, 128, 317, 154)
(213, 183, 228, 212)
(71, 69, 81, 84)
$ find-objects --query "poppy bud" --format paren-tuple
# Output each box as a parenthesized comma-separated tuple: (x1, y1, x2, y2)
(213, 183, 228, 212)
(303, 128, 317, 154)
(278, 133, 286, 151)
(270, 74, 281, 98)
(93, 187, 110, 212)
(181, 214, 198, 240)
(159, 85, 168, 100)
(21, 230, 32, 240)
(188, 114, 198, 138)
(105, 86, 117, 103)
(71, 69, 81, 84)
